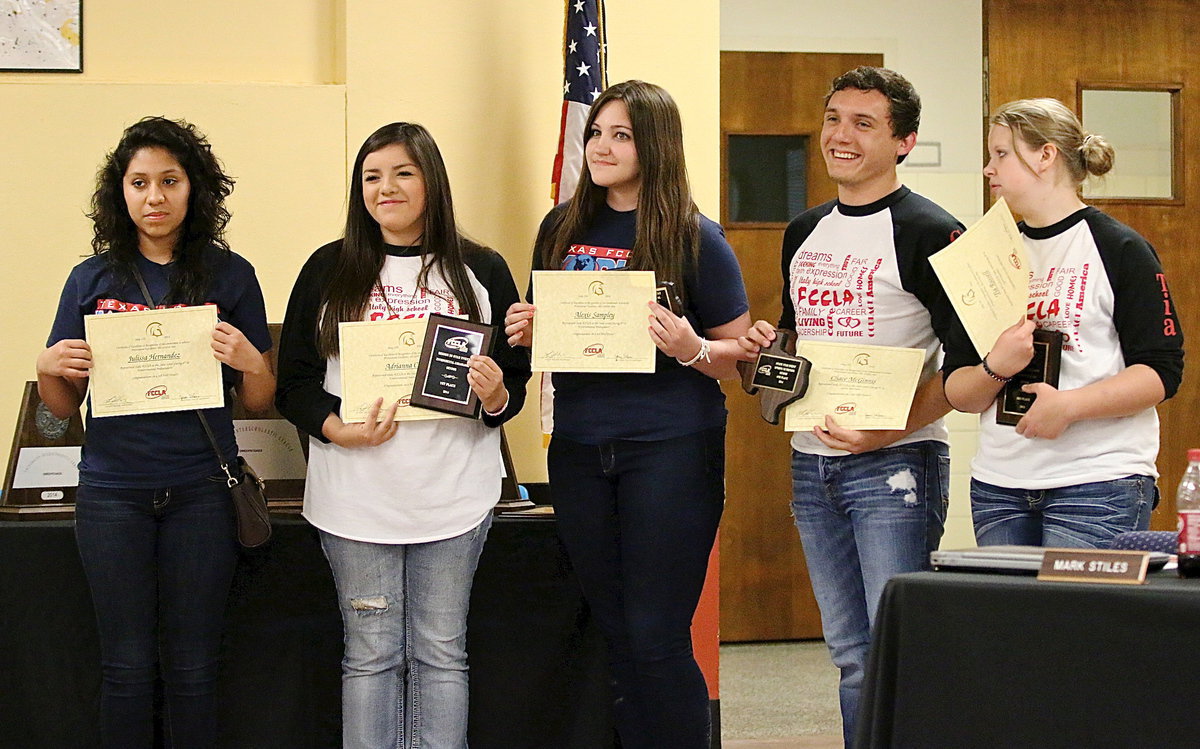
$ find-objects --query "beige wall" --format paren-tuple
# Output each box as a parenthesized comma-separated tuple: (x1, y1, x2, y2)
(0, 0, 719, 485)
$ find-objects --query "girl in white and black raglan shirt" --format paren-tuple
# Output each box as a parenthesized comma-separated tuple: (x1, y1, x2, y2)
(275, 123, 529, 748)
(945, 99, 1184, 549)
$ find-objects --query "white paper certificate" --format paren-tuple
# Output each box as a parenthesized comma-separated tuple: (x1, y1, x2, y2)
(929, 197, 1030, 358)
(531, 270, 657, 373)
(85, 305, 224, 418)
(339, 319, 454, 423)
(783, 341, 925, 431)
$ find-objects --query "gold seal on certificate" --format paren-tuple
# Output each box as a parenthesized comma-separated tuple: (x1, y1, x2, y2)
(410, 313, 496, 418)
(339, 318, 454, 423)
(783, 341, 925, 431)
(85, 305, 224, 418)
(996, 328, 1064, 426)
(531, 270, 657, 373)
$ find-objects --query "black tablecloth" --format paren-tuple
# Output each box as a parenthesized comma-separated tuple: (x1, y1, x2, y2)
(0, 515, 613, 748)
(857, 570, 1200, 748)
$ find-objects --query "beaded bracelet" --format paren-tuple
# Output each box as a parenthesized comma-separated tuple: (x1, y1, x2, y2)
(981, 354, 1012, 383)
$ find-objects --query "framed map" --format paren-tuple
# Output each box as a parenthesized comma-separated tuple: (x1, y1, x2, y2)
(0, 1, 82, 72)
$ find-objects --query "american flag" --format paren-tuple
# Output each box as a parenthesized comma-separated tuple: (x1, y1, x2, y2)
(551, 0, 607, 204)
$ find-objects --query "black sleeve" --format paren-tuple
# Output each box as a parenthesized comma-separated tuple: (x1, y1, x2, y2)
(464, 245, 532, 428)
(524, 206, 562, 302)
(777, 208, 829, 330)
(275, 243, 342, 442)
(1092, 216, 1185, 399)
(894, 202, 966, 357)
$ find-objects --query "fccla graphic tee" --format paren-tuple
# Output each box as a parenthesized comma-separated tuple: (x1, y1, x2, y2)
(276, 241, 529, 544)
(779, 187, 964, 457)
(531, 203, 749, 443)
(47, 248, 271, 488)
(943, 207, 1184, 489)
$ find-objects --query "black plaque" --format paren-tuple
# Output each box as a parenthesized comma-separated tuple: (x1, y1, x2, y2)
(655, 280, 683, 316)
(2, 381, 85, 519)
(736, 329, 813, 425)
(411, 314, 497, 418)
(996, 328, 1065, 426)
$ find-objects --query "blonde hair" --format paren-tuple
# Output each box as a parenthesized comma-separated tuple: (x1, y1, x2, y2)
(991, 98, 1114, 184)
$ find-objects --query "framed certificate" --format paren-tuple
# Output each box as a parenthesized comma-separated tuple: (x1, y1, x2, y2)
(410, 314, 496, 418)
(85, 305, 224, 417)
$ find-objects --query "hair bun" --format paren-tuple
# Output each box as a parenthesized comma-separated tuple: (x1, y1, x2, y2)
(1079, 132, 1115, 177)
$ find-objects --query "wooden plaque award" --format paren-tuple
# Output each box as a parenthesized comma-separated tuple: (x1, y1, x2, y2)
(996, 328, 1065, 426)
(2, 381, 84, 519)
(736, 329, 812, 425)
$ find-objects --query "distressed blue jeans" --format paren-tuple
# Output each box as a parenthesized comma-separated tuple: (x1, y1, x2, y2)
(790, 441, 949, 748)
(74, 475, 238, 749)
(319, 514, 492, 749)
(971, 474, 1155, 548)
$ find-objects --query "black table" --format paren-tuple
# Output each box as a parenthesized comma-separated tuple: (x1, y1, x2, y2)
(0, 515, 613, 748)
(857, 570, 1200, 748)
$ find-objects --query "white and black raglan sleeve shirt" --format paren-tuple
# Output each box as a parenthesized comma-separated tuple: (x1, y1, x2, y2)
(275, 239, 531, 544)
(779, 186, 964, 457)
(942, 207, 1184, 488)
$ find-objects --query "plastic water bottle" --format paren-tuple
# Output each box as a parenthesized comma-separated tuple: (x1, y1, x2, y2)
(1176, 448, 1200, 578)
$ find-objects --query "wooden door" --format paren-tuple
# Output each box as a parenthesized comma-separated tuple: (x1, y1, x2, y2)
(719, 51, 883, 642)
(986, 0, 1198, 526)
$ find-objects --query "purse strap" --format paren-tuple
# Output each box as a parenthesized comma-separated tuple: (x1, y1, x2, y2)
(130, 266, 238, 489)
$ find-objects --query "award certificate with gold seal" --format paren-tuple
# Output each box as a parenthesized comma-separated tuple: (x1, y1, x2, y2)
(531, 270, 656, 373)
(339, 318, 454, 423)
(783, 341, 925, 431)
(929, 197, 1030, 358)
(85, 305, 224, 418)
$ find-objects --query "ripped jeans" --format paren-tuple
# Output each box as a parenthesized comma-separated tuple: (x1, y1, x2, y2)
(790, 441, 948, 748)
(319, 515, 492, 749)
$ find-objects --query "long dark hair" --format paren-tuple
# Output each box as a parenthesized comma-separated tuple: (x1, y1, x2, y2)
(88, 116, 234, 305)
(316, 122, 482, 359)
(537, 80, 700, 301)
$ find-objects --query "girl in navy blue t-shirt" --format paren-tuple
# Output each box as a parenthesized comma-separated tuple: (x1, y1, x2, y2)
(504, 80, 750, 748)
(37, 117, 273, 747)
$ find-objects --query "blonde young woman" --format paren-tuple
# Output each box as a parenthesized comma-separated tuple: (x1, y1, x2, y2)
(943, 98, 1184, 547)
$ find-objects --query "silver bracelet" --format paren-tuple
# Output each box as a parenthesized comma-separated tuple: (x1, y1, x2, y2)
(677, 338, 711, 367)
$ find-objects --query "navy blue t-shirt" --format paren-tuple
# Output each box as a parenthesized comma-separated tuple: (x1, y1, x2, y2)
(47, 248, 271, 488)
(531, 204, 749, 442)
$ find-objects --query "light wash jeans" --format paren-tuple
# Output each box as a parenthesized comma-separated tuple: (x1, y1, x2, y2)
(790, 441, 948, 749)
(319, 514, 492, 749)
(971, 474, 1155, 548)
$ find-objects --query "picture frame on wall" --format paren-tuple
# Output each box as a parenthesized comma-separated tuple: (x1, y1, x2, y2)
(0, 1, 83, 73)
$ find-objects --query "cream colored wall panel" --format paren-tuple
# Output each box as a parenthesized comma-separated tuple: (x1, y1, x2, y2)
(0, 83, 347, 436)
(1, 1, 341, 84)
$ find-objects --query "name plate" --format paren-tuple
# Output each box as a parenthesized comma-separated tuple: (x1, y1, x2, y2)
(1037, 548, 1150, 585)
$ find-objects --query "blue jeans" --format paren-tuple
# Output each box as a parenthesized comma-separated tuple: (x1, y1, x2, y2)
(971, 475, 1155, 548)
(547, 427, 725, 749)
(319, 514, 492, 749)
(74, 475, 238, 749)
(790, 441, 948, 748)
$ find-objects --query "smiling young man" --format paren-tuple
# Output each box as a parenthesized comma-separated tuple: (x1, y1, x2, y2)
(740, 67, 964, 747)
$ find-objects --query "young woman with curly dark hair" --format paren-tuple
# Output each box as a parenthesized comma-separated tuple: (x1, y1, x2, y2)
(36, 116, 274, 747)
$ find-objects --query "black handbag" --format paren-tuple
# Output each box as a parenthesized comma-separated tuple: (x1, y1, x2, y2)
(130, 267, 271, 548)
(197, 411, 272, 548)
